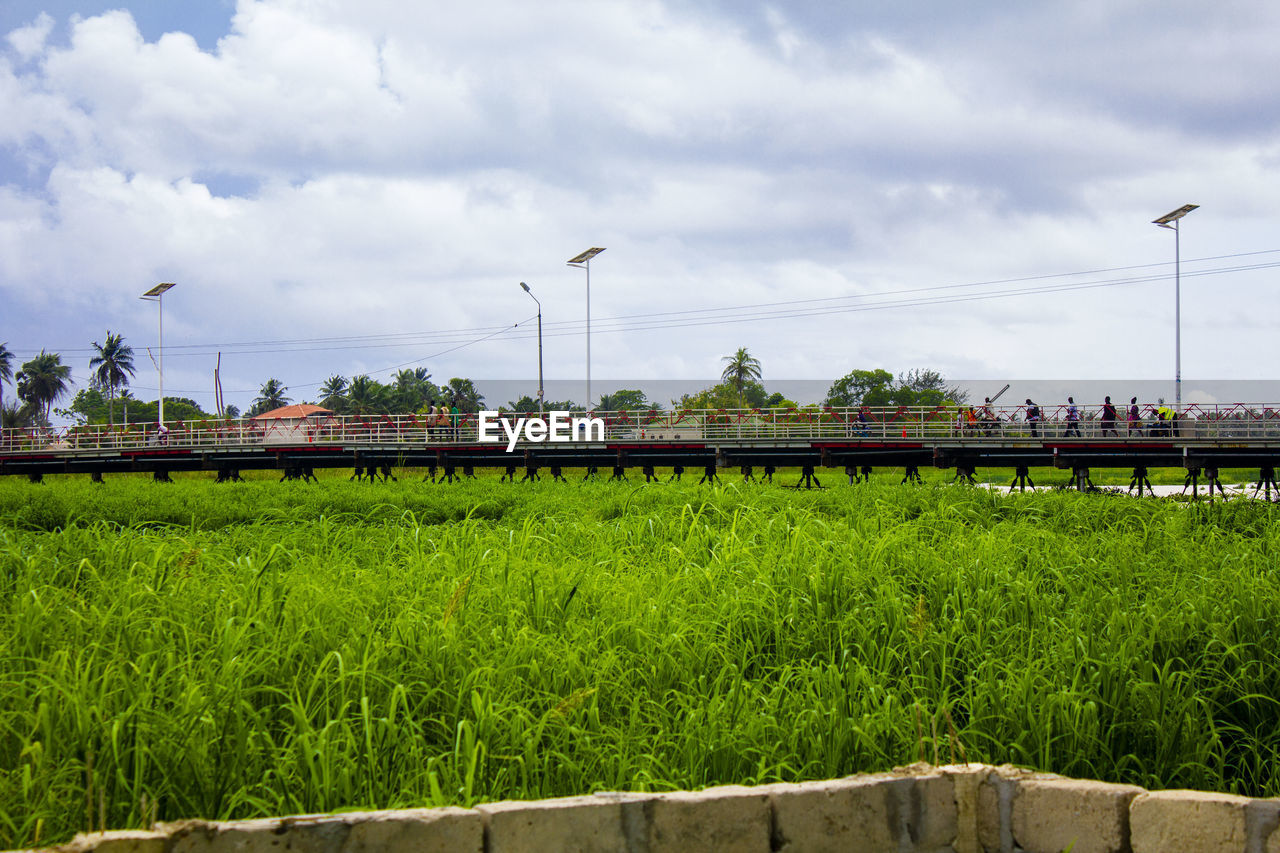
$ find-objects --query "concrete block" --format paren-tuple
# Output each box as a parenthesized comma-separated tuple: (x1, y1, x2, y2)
(977, 771, 1010, 853)
(1009, 777, 1144, 853)
(937, 765, 994, 853)
(56, 831, 167, 853)
(645, 784, 771, 853)
(1130, 790, 1254, 853)
(159, 807, 481, 853)
(476, 792, 654, 853)
(770, 770, 958, 852)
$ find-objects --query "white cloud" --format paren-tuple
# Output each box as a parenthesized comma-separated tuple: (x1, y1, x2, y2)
(1, 0, 1279, 414)
(5, 11, 53, 61)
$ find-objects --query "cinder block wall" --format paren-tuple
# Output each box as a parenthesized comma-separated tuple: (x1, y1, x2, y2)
(25, 763, 1280, 853)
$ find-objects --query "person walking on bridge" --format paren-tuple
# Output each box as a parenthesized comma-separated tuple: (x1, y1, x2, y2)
(1064, 397, 1082, 438)
(1024, 399, 1041, 438)
(1100, 396, 1118, 437)
(1127, 396, 1142, 436)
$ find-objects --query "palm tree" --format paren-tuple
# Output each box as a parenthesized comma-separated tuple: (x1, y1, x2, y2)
(319, 375, 348, 412)
(251, 378, 291, 415)
(89, 331, 136, 426)
(16, 350, 73, 425)
(720, 347, 762, 406)
(443, 377, 484, 413)
(346, 375, 388, 417)
(0, 341, 13, 415)
(390, 367, 436, 412)
(1, 400, 33, 431)
(118, 390, 135, 425)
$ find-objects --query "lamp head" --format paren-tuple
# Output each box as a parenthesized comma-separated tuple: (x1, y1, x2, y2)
(567, 247, 606, 266)
(1153, 204, 1198, 228)
(520, 281, 530, 293)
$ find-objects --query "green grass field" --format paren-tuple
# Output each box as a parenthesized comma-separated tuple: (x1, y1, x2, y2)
(2, 474, 1279, 847)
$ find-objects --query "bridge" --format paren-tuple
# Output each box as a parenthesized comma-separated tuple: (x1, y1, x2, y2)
(3, 403, 1279, 495)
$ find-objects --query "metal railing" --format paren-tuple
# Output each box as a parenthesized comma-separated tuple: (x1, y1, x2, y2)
(3, 403, 1280, 454)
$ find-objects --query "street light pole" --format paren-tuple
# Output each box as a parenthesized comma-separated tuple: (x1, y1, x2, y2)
(1152, 204, 1198, 414)
(519, 282, 544, 414)
(140, 282, 177, 426)
(567, 248, 605, 409)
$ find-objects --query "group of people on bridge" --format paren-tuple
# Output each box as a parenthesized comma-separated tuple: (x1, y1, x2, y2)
(954, 396, 1183, 439)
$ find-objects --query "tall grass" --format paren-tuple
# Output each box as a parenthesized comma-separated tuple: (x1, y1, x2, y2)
(1, 476, 1278, 847)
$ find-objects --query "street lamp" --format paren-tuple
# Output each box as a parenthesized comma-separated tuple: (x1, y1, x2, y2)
(519, 282, 544, 414)
(140, 282, 177, 426)
(567, 247, 605, 409)
(1152, 204, 1198, 413)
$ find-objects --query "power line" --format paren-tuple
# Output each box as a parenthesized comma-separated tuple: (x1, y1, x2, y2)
(14, 249, 1278, 399)
(15, 248, 1278, 359)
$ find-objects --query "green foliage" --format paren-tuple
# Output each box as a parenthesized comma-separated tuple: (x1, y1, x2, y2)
(0, 400, 33, 429)
(675, 379, 770, 410)
(596, 389, 661, 412)
(825, 368, 968, 408)
(318, 375, 349, 413)
(2, 478, 1279, 847)
(345, 375, 389, 416)
(503, 396, 585, 414)
(88, 331, 136, 426)
(442, 378, 484, 413)
(0, 342, 14, 413)
(15, 350, 73, 424)
(721, 347, 763, 406)
(60, 394, 211, 425)
(247, 378, 291, 417)
(825, 368, 895, 407)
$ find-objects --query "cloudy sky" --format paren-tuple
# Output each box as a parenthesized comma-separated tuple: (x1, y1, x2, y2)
(2, 0, 1278, 414)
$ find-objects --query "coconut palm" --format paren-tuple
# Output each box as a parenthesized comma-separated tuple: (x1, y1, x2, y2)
(250, 378, 291, 415)
(0, 341, 13, 414)
(89, 331, 136, 426)
(346, 375, 389, 417)
(16, 350, 73, 425)
(392, 367, 437, 412)
(319, 375, 348, 412)
(720, 347, 762, 407)
(1, 400, 33, 430)
(442, 377, 484, 413)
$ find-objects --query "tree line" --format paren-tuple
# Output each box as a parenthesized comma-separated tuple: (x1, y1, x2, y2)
(0, 336, 966, 430)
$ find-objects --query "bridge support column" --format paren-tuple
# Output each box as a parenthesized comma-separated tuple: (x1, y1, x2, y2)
(796, 465, 821, 489)
(1129, 466, 1152, 496)
(1183, 467, 1200, 499)
(1254, 466, 1278, 500)
(90, 471, 104, 484)
(152, 469, 172, 483)
(1009, 465, 1033, 492)
(1204, 466, 1226, 499)
(1073, 465, 1094, 492)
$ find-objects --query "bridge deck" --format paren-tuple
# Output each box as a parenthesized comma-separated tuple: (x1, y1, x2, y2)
(3, 405, 1279, 479)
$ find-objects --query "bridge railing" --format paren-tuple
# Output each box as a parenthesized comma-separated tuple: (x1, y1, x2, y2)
(4, 404, 1280, 454)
